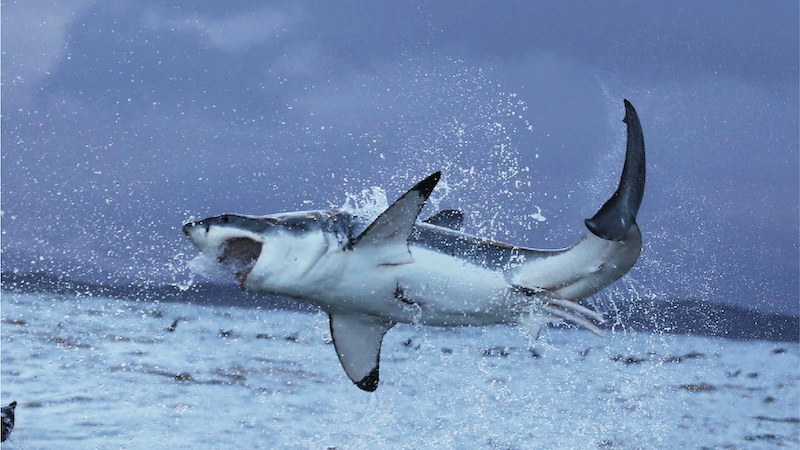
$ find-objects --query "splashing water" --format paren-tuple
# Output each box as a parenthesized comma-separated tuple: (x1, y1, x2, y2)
(339, 186, 389, 221)
(185, 252, 232, 284)
(315, 58, 549, 244)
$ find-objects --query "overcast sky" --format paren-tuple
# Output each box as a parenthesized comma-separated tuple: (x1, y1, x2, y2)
(2, 1, 798, 314)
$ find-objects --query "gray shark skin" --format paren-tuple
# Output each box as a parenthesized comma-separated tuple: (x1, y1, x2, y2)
(2, 401, 16, 442)
(183, 100, 646, 392)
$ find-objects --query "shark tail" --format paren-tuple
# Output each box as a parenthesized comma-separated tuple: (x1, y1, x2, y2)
(584, 99, 645, 241)
(512, 100, 646, 338)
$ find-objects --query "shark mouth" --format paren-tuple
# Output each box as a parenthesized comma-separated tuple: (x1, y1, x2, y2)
(217, 237, 263, 287)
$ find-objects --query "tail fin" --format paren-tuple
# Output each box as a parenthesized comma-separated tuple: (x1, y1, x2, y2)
(584, 99, 645, 241)
(511, 100, 646, 337)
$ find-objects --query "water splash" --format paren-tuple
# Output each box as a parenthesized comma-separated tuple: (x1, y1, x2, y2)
(185, 253, 231, 283)
(339, 186, 389, 221)
(309, 57, 548, 244)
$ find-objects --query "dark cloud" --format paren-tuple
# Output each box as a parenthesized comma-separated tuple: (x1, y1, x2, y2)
(2, 1, 797, 313)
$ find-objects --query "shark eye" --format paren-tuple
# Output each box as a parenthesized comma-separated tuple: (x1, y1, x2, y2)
(222, 215, 230, 223)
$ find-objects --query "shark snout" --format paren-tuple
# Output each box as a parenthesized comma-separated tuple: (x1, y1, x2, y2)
(182, 221, 198, 236)
(182, 222, 203, 244)
(182, 221, 210, 249)
(183, 219, 213, 237)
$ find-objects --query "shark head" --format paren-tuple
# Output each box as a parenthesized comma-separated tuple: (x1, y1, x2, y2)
(183, 214, 268, 287)
(183, 211, 354, 292)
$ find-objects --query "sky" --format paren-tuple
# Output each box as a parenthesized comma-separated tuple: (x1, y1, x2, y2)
(2, 1, 798, 314)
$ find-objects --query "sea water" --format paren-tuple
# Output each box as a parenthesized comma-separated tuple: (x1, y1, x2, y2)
(1, 291, 797, 449)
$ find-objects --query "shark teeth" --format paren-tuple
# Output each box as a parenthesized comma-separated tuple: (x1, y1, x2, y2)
(217, 237, 263, 287)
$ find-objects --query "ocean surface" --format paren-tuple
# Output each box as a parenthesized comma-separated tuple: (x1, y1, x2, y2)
(1, 291, 798, 449)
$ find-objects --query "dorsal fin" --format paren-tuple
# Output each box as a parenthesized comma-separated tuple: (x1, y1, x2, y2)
(329, 313, 394, 391)
(348, 172, 441, 257)
(423, 209, 464, 231)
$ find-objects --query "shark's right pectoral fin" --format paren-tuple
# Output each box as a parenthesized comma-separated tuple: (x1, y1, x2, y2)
(329, 313, 395, 392)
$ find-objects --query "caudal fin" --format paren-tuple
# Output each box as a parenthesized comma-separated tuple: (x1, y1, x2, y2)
(511, 100, 646, 337)
(584, 99, 645, 241)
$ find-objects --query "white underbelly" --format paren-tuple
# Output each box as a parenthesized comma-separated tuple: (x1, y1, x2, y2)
(389, 247, 517, 326)
(275, 245, 520, 327)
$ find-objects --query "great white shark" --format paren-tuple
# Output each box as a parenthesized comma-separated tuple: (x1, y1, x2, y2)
(183, 100, 645, 391)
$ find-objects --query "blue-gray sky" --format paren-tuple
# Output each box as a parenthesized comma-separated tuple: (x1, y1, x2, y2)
(2, 1, 798, 314)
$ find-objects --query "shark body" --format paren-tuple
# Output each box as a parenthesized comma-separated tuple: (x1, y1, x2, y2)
(183, 100, 646, 391)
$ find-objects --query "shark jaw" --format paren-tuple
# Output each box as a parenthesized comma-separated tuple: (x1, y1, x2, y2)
(182, 220, 265, 289)
(182, 100, 646, 392)
(217, 237, 263, 287)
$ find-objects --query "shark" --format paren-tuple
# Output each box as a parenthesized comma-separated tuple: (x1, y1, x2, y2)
(183, 99, 645, 391)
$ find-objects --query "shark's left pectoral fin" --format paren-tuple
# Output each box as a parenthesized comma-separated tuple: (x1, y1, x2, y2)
(329, 313, 395, 392)
(348, 172, 441, 264)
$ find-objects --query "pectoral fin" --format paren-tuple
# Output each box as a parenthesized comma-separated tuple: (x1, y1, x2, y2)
(348, 172, 440, 263)
(329, 313, 395, 392)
